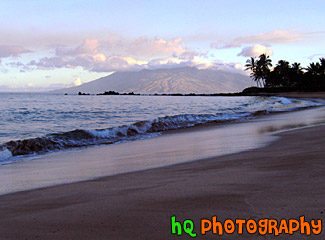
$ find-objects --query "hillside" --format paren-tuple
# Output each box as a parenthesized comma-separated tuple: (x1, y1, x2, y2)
(53, 67, 252, 94)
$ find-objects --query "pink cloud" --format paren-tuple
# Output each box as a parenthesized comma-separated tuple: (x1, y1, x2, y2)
(27, 36, 190, 72)
(53, 36, 186, 59)
(211, 30, 303, 49)
(307, 53, 325, 60)
(235, 30, 302, 45)
(29, 57, 68, 69)
(27, 49, 244, 74)
(0, 45, 31, 60)
(91, 56, 148, 72)
(210, 42, 241, 49)
(127, 36, 186, 57)
(22, 35, 247, 74)
(55, 39, 99, 56)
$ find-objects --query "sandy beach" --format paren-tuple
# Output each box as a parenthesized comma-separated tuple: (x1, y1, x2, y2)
(3, 0, 325, 239)
(0, 99, 324, 239)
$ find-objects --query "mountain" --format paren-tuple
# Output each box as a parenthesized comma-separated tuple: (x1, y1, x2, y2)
(52, 67, 252, 94)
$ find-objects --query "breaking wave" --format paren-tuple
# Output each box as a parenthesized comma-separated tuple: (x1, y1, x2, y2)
(0, 96, 321, 163)
(0, 113, 248, 161)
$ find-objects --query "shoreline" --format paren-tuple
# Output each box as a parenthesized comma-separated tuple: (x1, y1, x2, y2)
(0, 117, 324, 239)
(1, 105, 325, 195)
(0, 95, 322, 164)
(75, 90, 325, 98)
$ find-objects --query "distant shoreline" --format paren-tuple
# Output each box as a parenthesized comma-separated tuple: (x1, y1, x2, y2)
(75, 89, 325, 98)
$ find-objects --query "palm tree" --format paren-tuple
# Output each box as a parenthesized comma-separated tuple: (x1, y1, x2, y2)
(289, 62, 303, 88)
(319, 58, 325, 90)
(245, 56, 324, 91)
(319, 58, 325, 75)
(291, 62, 303, 74)
(306, 62, 320, 76)
(277, 60, 290, 69)
(245, 54, 272, 87)
(245, 57, 260, 86)
(245, 57, 256, 72)
(305, 61, 322, 90)
(256, 54, 272, 87)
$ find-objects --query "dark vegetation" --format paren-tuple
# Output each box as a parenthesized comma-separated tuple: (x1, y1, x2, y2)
(77, 91, 247, 97)
(245, 54, 325, 92)
(78, 91, 140, 95)
(78, 91, 90, 95)
(97, 91, 139, 95)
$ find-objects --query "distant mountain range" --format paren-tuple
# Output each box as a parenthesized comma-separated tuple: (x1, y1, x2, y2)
(52, 67, 252, 94)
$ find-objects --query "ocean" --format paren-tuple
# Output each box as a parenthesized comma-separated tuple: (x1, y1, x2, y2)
(0, 92, 320, 164)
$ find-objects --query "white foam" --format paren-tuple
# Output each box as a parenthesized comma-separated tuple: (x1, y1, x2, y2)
(86, 113, 259, 140)
(270, 96, 293, 105)
(87, 127, 127, 138)
(279, 97, 293, 105)
(0, 148, 12, 162)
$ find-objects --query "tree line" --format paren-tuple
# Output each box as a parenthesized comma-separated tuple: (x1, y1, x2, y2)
(245, 54, 325, 91)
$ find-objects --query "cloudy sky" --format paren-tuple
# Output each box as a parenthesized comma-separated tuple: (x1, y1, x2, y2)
(1, 0, 325, 91)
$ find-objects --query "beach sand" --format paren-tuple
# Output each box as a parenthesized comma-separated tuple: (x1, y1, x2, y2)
(0, 125, 324, 239)
(0, 96, 324, 239)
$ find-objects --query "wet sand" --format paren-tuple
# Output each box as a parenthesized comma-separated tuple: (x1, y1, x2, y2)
(1, 106, 324, 195)
(0, 124, 324, 239)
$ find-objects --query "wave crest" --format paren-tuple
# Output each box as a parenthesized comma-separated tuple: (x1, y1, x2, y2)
(0, 96, 321, 163)
(0, 113, 250, 161)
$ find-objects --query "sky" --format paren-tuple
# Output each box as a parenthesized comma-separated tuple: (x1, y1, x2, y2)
(0, 0, 325, 91)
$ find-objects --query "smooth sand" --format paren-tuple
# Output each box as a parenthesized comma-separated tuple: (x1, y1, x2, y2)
(0, 126, 324, 239)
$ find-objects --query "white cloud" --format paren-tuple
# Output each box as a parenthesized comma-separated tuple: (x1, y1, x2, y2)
(237, 44, 273, 57)
(147, 52, 244, 73)
(90, 56, 148, 72)
(73, 77, 82, 86)
(93, 53, 106, 62)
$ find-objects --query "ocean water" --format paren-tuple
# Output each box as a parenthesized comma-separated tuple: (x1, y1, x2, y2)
(0, 92, 320, 163)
